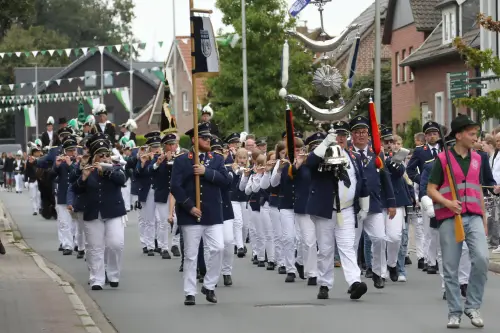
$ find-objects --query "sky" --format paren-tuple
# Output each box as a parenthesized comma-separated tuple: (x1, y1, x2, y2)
(131, 0, 375, 61)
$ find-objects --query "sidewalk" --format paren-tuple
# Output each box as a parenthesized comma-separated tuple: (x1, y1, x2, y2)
(489, 249, 500, 273)
(0, 227, 92, 333)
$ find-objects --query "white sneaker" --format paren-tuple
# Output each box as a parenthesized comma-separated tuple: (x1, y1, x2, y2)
(397, 275, 407, 282)
(492, 246, 500, 254)
(464, 309, 484, 328)
(447, 316, 461, 328)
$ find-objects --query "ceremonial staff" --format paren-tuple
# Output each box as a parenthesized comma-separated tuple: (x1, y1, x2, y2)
(189, 0, 220, 212)
(438, 126, 465, 243)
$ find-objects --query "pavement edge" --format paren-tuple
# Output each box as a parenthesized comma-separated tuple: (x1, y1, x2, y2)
(0, 201, 118, 333)
(489, 261, 500, 274)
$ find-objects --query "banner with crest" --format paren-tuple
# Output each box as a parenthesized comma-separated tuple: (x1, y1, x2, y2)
(190, 16, 220, 76)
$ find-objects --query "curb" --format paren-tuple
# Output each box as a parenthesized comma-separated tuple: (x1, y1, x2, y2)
(489, 261, 500, 274)
(0, 201, 116, 333)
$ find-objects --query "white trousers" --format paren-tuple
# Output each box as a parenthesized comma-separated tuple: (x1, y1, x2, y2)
(295, 218, 304, 266)
(182, 224, 224, 296)
(172, 215, 180, 247)
(56, 204, 74, 250)
(122, 179, 131, 211)
(384, 207, 404, 270)
(138, 189, 156, 250)
(354, 212, 386, 277)
(423, 210, 439, 265)
(84, 216, 125, 286)
(222, 219, 235, 275)
(296, 213, 318, 278)
(14, 174, 23, 192)
(312, 207, 361, 288)
(260, 203, 275, 263)
(269, 206, 284, 266)
(251, 210, 265, 261)
(231, 201, 244, 249)
(280, 209, 297, 274)
(28, 182, 40, 213)
(74, 212, 86, 251)
(156, 197, 172, 251)
(241, 204, 253, 248)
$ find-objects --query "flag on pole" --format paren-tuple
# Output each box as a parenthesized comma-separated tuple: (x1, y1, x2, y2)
(24, 105, 36, 127)
(190, 16, 220, 76)
(114, 88, 131, 112)
(289, 0, 311, 17)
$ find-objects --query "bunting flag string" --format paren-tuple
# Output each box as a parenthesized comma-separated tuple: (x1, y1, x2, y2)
(0, 66, 164, 93)
(0, 41, 167, 61)
(0, 87, 129, 108)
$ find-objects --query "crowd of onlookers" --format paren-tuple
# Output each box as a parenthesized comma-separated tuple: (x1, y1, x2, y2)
(0, 151, 27, 192)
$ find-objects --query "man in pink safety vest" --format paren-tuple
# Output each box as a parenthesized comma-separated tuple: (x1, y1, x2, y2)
(427, 114, 490, 329)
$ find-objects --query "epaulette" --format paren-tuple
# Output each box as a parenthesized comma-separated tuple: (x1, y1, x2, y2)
(415, 145, 423, 148)
(351, 150, 360, 155)
(213, 151, 223, 156)
(173, 152, 186, 159)
(425, 159, 434, 164)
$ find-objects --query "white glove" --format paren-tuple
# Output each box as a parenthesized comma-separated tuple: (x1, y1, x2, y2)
(313, 130, 337, 158)
(420, 195, 435, 218)
(357, 196, 370, 222)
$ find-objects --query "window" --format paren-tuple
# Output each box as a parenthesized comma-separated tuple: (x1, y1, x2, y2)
(104, 71, 113, 87)
(85, 71, 96, 87)
(409, 47, 414, 80)
(461, 0, 480, 35)
(443, 9, 457, 43)
(402, 50, 407, 82)
(395, 52, 400, 84)
(182, 92, 189, 112)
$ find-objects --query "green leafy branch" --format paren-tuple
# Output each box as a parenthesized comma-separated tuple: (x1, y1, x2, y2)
(454, 90, 500, 122)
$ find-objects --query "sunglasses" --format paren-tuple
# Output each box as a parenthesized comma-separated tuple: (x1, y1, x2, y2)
(98, 153, 110, 158)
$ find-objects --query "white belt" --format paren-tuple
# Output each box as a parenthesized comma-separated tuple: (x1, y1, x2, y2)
(333, 199, 354, 211)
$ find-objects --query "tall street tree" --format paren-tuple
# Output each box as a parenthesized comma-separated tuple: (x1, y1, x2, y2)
(206, 0, 315, 143)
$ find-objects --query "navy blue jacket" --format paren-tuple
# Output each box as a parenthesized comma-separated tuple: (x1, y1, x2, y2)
(125, 156, 139, 196)
(52, 161, 73, 205)
(230, 172, 247, 202)
(148, 156, 173, 203)
(36, 146, 61, 169)
(407, 145, 436, 184)
(478, 150, 496, 195)
(135, 159, 154, 202)
(291, 163, 311, 214)
(222, 164, 235, 221)
(268, 184, 280, 207)
(246, 173, 261, 212)
(383, 157, 412, 208)
(72, 166, 127, 221)
(67, 165, 85, 212)
(305, 150, 368, 219)
(171, 150, 230, 226)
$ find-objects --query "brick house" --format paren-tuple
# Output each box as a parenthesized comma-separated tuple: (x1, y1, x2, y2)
(322, 0, 392, 76)
(394, 0, 480, 131)
(134, 36, 208, 135)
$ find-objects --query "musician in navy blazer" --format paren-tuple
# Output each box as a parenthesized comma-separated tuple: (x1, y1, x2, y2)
(171, 122, 230, 306)
(406, 121, 441, 184)
(52, 135, 79, 255)
(72, 133, 126, 291)
(302, 122, 369, 301)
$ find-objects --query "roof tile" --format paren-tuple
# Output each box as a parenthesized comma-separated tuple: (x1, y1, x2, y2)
(410, 0, 442, 31)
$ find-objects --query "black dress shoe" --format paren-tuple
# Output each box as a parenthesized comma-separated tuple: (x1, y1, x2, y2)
(234, 245, 237, 255)
(179, 264, 184, 272)
(223, 275, 233, 286)
(258, 261, 265, 267)
(171, 245, 181, 257)
(148, 249, 155, 256)
(142, 247, 148, 254)
(62, 249, 72, 255)
(427, 264, 437, 274)
(205, 289, 217, 303)
(278, 266, 286, 274)
(266, 262, 275, 270)
(154, 248, 161, 253)
(349, 281, 368, 300)
(162, 250, 171, 259)
(0, 241, 6, 255)
(405, 256, 412, 265)
(347, 285, 352, 294)
(364, 267, 373, 278)
(58, 244, 63, 251)
(252, 255, 258, 265)
(74, 245, 78, 252)
(307, 277, 317, 286)
(295, 262, 305, 279)
(76, 250, 85, 259)
(243, 245, 247, 254)
(388, 265, 398, 282)
(372, 273, 385, 289)
(237, 248, 245, 258)
(285, 273, 296, 283)
(417, 257, 425, 269)
(110, 282, 119, 288)
(317, 286, 329, 299)
(33, 212, 37, 216)
(422, 263, 428, 272)
(91, 285, 103, 291)
(184, 295, 196, 306)
(460, 284, 467, 297)
(245, 235, 250, 243)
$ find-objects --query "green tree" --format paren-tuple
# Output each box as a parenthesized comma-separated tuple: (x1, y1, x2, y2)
(344, 64, 392, 125)
(453, 13, 500, 122)
(0, 0, 35, 38)
(206, 0, 315, 143)
(396, 106, 422, 149)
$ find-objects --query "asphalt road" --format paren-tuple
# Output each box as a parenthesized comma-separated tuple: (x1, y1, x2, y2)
(2, 190, 500, 333)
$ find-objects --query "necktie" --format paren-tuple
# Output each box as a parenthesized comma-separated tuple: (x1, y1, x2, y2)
(432, 148, 437, 158)
(358, 149, 368, 167)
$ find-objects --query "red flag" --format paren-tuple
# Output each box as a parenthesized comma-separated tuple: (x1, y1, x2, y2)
(368, 98, 383, 169)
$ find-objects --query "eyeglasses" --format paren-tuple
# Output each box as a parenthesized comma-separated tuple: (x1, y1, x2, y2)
(98, 153, 110, 158)
(353, 130, 369, 136)
(200, 136, 211, 141)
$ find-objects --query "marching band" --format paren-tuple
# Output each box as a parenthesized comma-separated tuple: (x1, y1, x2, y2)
(7, 101, 496, 328)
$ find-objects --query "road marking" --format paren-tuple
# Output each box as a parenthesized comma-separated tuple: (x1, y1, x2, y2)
(0, 202, 102, 333)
